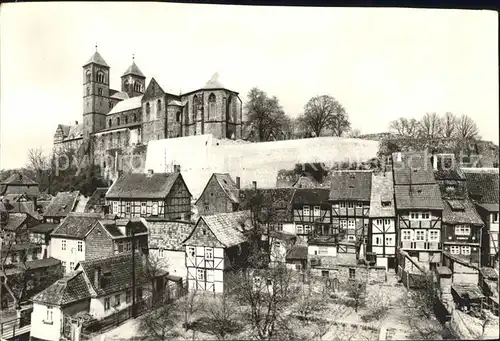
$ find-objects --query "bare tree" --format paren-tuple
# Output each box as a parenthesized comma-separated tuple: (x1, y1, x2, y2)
(177, 288, 204, 334)
(313, 319, 331, 341)
(200, 294, 243, 340)
(138, 298, 180, 341)
(347, 128, 362, 138)
(346, 280, 366, 313)
(441, 112, 458, 138)
(26, 147, 50, 172)
(295, 293, 327, 325)
(456, 114, 480, 140)
(405, 272, 438, 319)
(419, 112, 443, 139)
(330, 110, 351, 137)
(389, 117, 420, 138)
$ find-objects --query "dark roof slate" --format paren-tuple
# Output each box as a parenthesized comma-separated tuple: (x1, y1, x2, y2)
(30, 223, 58, 234)
(292, 188, 330, 205)
(328, 171, 372, 201)
(198, 211, 252, 248)
(106, 173, 184, 199)
(286, 245, 308, 260)
(214, 174, 239, 203)
(239, 188, 296, 223)
(32, 271, 91, 306)
(394, 184, 444, 210)
(463, 168, 499, 204)
(43, 191, 80, 217)
(148, 220, 195, 251)
(84, 187, 109, 213)
(392, 151, 436, 185)
(84, 51, 109, 67)
(442, 198, 483, 225)
(1, 173, 38, 186)
(51, 213, 101, 238)
(122, 61, 145, 77)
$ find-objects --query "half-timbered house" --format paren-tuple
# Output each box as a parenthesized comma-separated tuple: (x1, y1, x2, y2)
(392, 152, 443, 271)
(195, 173, 240, 216)
(183, 211, 252, 293)
(368, 173, 396, 270)
(43, 191, 88, 224)
(0, 173, 40, 198)
(463, 168, 499, 268)
(106, 170, 192, 221)
(328, 171, 372, 243)
(292, 188, 331, 242)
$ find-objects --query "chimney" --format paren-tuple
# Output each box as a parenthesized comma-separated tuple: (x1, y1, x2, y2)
(75, 121, 79, 125)
(236, 176, 240, 189)
(252, 181, 257, 190)
(94, 267, 101, 289)
(174, 165, 181, 173)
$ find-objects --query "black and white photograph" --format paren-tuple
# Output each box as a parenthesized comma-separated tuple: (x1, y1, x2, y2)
(0, 2, 498, 340)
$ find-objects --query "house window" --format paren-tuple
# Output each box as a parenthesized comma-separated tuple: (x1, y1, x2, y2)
(492, 213, 499, 223)
(118, 243, 124, 253)
(450, 246, 460, 255)
(46, 307, 53, 323)
(322, 270, 329, 278)
(357, 202, 363, 208)
(428, 230, 440, 242)
(318, 246, 328, 255)
(146, 201, 152, 214)
(415, 230, 426, 241)
(176, 111, 181, 122)
(78, 241, 83, 252)
(152, 202, 158, 216)
(61, 240, 67, 250)
(206, 270, 214, 282)
(85, 70, 91, 83)
(188, 247, 195, 258)
(146, 103, 151, 117)
(197, 269, 205, 281)
(205, 248, 213, 260)
(340, 201, 346, 208)
(421, 212, 430, 220)
(347, 235, 356, 242)
(303, 206, 310, 216)
(376, 219, 383, 225)
(347, 202, 354, 208)
(141, 202, 146, 215)
(349, 268, 356, 279)
(62, 261, 66, 269)
(340, 220, 347, 229)
(10, 254, 17, 263)
(113, 202, 118, 214)
(126, 290, 131, 303)
(126, 202, 131, 214)
(70, 262, 74, 270)
(104, 297, 111, 311)
(114, 294, 121, 307)
(159, 248, 164, 258)
(295, 264, 302, 271)
(410, 212, 419, 220)
(313, 206, 320, 216)
(296, 225, 303, 234)
(157, 99, 162, 112)
(455, 225, 470, 236)
(347, 220, 355, 229)
(374, 236, 383, 246)
(385, 236, 394, 246)
(384, 219, 391, 225)
(276, 223, 283, 231)
(401, 230, 412, 241)
(461, 246, 471, 255)
(126, 242, 131, 252)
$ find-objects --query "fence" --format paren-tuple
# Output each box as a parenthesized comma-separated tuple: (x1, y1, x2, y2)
(0, 307, 32, 340)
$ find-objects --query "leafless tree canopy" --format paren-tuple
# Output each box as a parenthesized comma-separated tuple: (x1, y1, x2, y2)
(456, 114, 480, 140)
(441, 112, 458, 138)
(420, 112, 443, 139)
(389, 117, 421, 138)
(26, 147, 50, 171)
(138, 298, 180, 341)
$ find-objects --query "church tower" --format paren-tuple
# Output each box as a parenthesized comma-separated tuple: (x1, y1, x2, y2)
(121, 57, 145, 98)
(82, 48, 110, 140)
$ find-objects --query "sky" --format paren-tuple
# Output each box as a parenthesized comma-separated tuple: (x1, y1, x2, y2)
(0, 3, 498, 169)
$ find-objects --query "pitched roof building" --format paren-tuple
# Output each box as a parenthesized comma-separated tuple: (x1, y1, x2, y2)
(43, 191, 88, 222)
(0, 173, 40, 197)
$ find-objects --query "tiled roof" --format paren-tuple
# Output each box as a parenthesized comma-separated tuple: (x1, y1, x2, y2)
(65, 124, 83, 141)
(214, 174, 239, 203)
(148, 220, 195, 251)
(59, 124, 71, 137)
(78, 253, 154, 297)
(32, 271, 91, 306)
(109, 89, 129, 100)
(100, 218, 147, 238)
(239, 188, 296, 223)
(203, 72, 225, 90)
(84, 51, 109, 67)
(25, 257, 61, 270)
(198, 211, 252, 248)
(29, 222, 58, 234)
(293, 174, 320, 189)
(51, 213, 101, 238)
(84, 187, 109, 213)
(3, 201, 42, 219)
(463, 168, 499, 204)
(107, 95, 143, 115)
(476, 203, 499, 212)
(392, 151, 436, 185)
(480, 267, 498, 280)
(328, 171, 372, 201)
(107, 172, 184, 199)
(286, 245, 307, 260)
(369, 174, 395, 217)
(2, 213, 28, 231)
(308, 236, 337, 246)
(122, 61, 145, 77)
(1, 243, 41, 253)
(452, 283, 485, 300)
(394, 184, 444, 210)
(442, 198, 483, 225)
(43, 191, 80, 217)
(1, 173, 38, 186)
(292, 188, 330, 205)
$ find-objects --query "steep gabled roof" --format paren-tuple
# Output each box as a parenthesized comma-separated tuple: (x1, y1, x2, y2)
(106, 172, 188, 199)
(51, 213, 101, 238)
(394, 184, 443, 210)
(84, 51, 109, 68)
(148, 220, 194, 251)
(122, 61, 145, 78)
(328, 171, 372, 201)
(84, 187, 109, 213)
(142, 78, 165, 101)
(442, 198, 483, 226)
(369, 174, 395, 217)
(32, 271, 91, 306)
(43, 191, 81, 217)
(196, 173, 239, 205)
(1, 173, 38, 186)
(107, 95, 143, 115)
(392, 151, 436, 185)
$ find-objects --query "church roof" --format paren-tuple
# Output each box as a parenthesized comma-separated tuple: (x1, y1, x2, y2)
(84, 51, 109, 68)
(107, 95, 143, 115)
(109, 90, 129, 100)
(203, 72, 225, 90)
(122, 61, 145, 78)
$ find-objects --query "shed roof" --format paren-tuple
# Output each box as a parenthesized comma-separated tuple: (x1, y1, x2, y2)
(106, 172, 185, 199)
(30, 222, 58, 234)
(328, 171, 372, 201)
(286, 245, 308, 260)
(84, 187, 109, 213)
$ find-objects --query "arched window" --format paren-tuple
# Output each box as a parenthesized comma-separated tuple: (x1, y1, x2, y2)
(124, 80, 129, 91)
(97, 71, 105, 83)
(117, 117, 120, 126)
(133, 113, 137, 122)
(208, 93, 216, 120)
(85, 70, 91, 83)
(145, 103, 150, 121)
(108, 119, 112, 128)
(134, 82, 141, 92)
(176, 111, 181, 122)
(125, 116, 128, 124)
(86, 87, 90, 96)
(157, 99, 162, 112)
(193, 95, 198, 120)
(98, 88, 103, 96)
